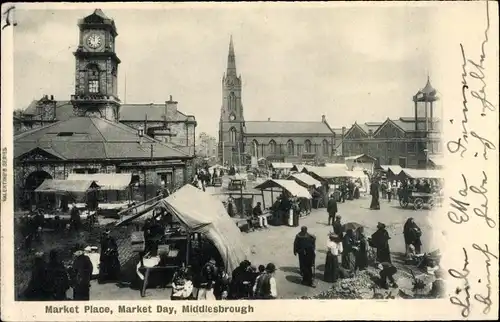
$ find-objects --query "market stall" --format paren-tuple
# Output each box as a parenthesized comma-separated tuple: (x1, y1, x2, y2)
(67, 173, 134, 218)
(34, 179, 100, 227)
(116, 184, 248, 297)
(344, 154, 376, 173)
(254, 179, 312, 226)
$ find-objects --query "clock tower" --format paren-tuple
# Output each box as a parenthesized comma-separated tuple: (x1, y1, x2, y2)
(71, 9, 121, 122)
(218, 36, 245, 165)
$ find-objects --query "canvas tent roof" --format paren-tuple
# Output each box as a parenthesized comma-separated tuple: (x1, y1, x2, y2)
(380, 165, 404, 174)
(290, 173, 321, 188)
(344, 154, 376, 161)
(271, 162, 294, 169)
(67, 173, 132, 190)
(254, 179, 312, 199)
(400, 169, 443, 179)
(157, 185, 248, 273)
(306, 165, 350, 179)
(429, 155, 444, 167)
(35, 179, 99, 193)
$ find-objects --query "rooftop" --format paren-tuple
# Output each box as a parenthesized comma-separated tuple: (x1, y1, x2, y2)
(15, 117, 190, 161)
(244, 120, 334, 135)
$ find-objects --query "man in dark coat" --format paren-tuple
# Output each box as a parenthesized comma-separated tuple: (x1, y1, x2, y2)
(327, 194, 338, 226)
(69, 205, 82, 231)
(71, 245, 94, 300)
(403, 218, 423, 255)
(369, 180, 380, 210)
(370, 223, 392, 263)
(230, 260, 251, 299)
(99, 229, 120, 283)
(24, 252, 50, 301)
(293, 226, 316, 287)
(332, 215, 344, 239)
(46, 249, 70, 300)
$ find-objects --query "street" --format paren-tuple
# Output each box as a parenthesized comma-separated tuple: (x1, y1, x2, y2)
(84, 191, 437, 300)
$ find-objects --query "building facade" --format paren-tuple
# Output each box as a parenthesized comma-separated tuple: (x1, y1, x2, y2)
(218, 37, 343, 166)
(342, 78, 442, 169)
(15, 11, 196, 156)
(195, 132, 218, 159)
(14, 9, 195, 210)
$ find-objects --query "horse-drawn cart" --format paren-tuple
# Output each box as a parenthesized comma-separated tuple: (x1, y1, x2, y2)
(399, 191, 442, 210)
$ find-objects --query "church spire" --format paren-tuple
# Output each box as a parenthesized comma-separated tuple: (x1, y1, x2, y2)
(227, 35, 237, 76)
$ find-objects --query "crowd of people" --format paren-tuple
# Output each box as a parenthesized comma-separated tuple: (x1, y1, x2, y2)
(23, 228, 120, 301)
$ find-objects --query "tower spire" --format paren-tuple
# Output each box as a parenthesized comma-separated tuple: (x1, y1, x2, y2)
(227, 35, 237, 76)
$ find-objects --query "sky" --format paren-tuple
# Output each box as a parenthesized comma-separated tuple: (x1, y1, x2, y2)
(13, 3, 441, 137)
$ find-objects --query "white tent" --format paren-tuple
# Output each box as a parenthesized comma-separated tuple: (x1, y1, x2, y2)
(306, 165, 350, 179)
(254, 179, 312, 199)
(271, 162, 294, 170)
(344, 154, 376, 173)
(67, 173, 132, 191)
(290, 173, 321, 188)
(157, 185, 248, 273)
(400, 168, 443, 179)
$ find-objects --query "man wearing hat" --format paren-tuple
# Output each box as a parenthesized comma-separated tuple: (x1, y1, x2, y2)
(293, 226, 316, 287)
(253, 263, 277, 299)
(71, 244, 93, 300)
(327, 193, 338, 226)
(332, 215, 344, 239)
(99, 229, 120, 283)
(370, 222, 392, 263)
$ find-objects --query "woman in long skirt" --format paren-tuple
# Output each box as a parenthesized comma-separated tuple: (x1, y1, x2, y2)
(324, 234, 343, 283)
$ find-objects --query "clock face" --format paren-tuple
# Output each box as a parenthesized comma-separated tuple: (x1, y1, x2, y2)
(229, 114, 236, 121)
(86, 33, 102, 49)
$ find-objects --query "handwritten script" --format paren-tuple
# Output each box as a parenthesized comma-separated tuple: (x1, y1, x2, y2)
(447, 1, 496, 160)
(447, 1, 498, 318)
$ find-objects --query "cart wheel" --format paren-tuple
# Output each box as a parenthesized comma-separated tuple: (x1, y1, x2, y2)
(399, 199, 409, 209)
(428, 197, 435, 209)
(414, 198, 424, 210)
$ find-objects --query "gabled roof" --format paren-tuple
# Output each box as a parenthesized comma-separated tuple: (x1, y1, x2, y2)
(343, 122, 368, 138)
(15, 117, 190, 161)
(244, 121, 333, 135)
(373, 118, 406, 136)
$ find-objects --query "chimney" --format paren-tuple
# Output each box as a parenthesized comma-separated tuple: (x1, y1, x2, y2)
(50, 95, 54, 101)
(321, 115, 326, 123)
(165, 95, 178, 121)
(267, 117, 271, 121)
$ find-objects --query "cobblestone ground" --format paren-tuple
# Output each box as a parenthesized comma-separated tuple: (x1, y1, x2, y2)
(15, 183, 441, 300)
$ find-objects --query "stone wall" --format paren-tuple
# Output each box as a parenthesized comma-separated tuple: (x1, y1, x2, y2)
(14, 160, 192, 209)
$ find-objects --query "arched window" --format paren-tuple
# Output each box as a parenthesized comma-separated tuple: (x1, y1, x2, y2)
(229, 92, 236, 110)
(304, 140, 312, 153)
(268, 140, 277, 154)
(87, 64, 100, 94)
(251, 140, 259, 157)
(287, 140, 294, 155)
(322, 140, 329, 155)
(229, 127, 237, 143)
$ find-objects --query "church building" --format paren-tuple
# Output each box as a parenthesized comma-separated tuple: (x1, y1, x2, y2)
(14, 9, 196, 210)
(218, 37, 343, 166)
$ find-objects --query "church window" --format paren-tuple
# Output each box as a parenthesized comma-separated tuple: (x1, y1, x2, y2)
(229, 92, 236, 110)
(322, 140, 329, 155)
(251, 140, 259, 157)
(87, 64, 100, 94)
(304, 140, 312, 153)
(268, 140, 277, 154)
(229, 127, 237, 143)
(287, 140, 295, 155)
